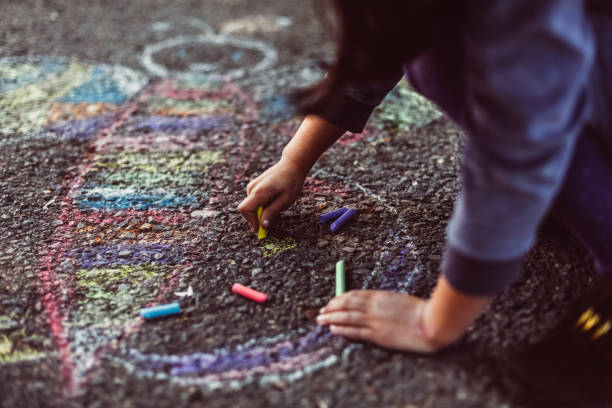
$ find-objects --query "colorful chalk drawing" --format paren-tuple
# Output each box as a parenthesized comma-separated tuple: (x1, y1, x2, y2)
(374, 79, 443, 131)
(0, 17, 432, 397)
(0, 334, 48, 363)
(0, 56, 146, 144)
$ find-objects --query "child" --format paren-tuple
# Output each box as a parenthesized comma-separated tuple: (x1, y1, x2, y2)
(238, 0, 612, 354)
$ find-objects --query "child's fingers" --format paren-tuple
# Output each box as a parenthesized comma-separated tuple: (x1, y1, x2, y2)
(321, 291, 370, 314)
(259, 193, 292, 229)
(329, 325, 373, 341)
(237, 200, 259, 233)
(316, 311, 366, 326)
(238, 187, 283, 231)
(238, 193, 269, 232)
(246, 166, 276, 195)
(246, 177, 261, 195)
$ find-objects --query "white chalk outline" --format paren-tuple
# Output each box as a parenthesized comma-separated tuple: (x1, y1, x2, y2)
(140, 18, 278, 82)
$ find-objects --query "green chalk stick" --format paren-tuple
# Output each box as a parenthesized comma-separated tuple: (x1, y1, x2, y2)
(336, 260, 346, 296)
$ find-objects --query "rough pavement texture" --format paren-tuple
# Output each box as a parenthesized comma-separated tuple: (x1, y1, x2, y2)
(0, 1, 605, 407)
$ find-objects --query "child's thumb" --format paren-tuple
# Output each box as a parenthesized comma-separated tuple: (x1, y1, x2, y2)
(237, 194, 265, 232)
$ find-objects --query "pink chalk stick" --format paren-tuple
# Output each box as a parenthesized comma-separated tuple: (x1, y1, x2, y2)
(232, 283, 267, 303)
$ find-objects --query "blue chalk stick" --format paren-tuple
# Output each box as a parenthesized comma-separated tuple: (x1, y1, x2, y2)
(319, 207, 348, 224)
(330, 208, 356, 233)
(140, 302, 181, 319)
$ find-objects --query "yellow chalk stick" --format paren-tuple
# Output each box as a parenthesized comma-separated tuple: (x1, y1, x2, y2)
(257, 206, 267, 239)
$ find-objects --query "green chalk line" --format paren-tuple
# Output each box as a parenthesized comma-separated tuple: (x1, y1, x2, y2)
(0, 62, 92, 135)
(0, 335, 46, 364)
(373, 80, 442, 131)
(176, 80, 222, 91)
(95, 150, 224, 173)
(89, 170, 197, 187)
(71, 265, 174, 325)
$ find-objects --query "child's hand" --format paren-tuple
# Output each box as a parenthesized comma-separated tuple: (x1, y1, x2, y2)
(316, 290, 444, 353)
(238, 156, 307, 234)
(316, 277, 490, 353)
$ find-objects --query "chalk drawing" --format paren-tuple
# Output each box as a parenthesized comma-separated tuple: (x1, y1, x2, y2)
(0, 56, 146, 145)
(23, 59, 274, 394)
(141, 18, 277, 81)
(23, 67, 423, 395)
(220, 15, 292, 36)
(1, 16, 437, 397)
(106, 80, 425, 391)
(259, 237, 298, 257)
(72, 265, 175, 326)
(0, 335, 48, 363)
(119, 222, 423, 391)
(373, 79, 442, 131)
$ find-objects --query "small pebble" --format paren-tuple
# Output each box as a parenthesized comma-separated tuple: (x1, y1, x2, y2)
(317, 240, 329, 248)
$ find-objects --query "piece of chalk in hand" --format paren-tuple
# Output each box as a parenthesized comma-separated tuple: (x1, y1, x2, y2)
(336, 260, 346, 296)
(319, 207, 348, 224)
(330, 208, 356, 233)
(257, 206, 267, 239)
(232, 283, 267, 303)
(140, 302, 181, 319)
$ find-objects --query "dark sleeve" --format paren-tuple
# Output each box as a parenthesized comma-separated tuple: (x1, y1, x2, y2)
(442, 245, 523, 297)
(313, 68, 404, 133)
(442, 0, 595, 296)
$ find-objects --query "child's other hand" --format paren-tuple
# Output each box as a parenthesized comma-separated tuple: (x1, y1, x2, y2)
(316, 290, 445, 353)
(237, 156, 307, 234)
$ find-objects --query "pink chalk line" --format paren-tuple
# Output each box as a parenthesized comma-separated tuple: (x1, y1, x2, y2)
(153, 79, 259, 122)
(38, 101, 140, 395)
(37, 87, 165, 395)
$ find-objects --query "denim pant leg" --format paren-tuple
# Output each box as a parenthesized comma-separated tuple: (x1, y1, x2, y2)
(551, 131, 612, 276)
(588, 11, 612, 155)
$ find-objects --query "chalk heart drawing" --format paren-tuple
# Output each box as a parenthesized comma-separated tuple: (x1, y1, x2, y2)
(1, 17, 426, 397)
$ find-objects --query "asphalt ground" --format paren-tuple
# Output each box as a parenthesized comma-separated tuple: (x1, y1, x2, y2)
(0, 1, 606, 407)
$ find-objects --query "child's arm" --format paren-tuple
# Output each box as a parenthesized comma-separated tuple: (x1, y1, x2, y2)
(239, 63, 402, 233)
(237, 114, 345, 232)
(423, 276, 490, 348)
(317, 275, 489, 353)
(281, 114, 346, 178)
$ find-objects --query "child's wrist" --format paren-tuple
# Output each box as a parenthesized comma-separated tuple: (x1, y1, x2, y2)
(280, 152, 310, 179)
(421, 299, 454, 351)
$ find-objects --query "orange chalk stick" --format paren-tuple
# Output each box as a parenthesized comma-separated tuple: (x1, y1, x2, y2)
(232, 283, 267, 303)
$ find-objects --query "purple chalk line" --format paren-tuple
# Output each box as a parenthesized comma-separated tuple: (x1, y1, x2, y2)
(128, 229, 418, 379)
(130, 326, 334, 376)
(44, 115, 114, 141)
(130, 116, 230, 133)
(68, 244, 185, 268)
